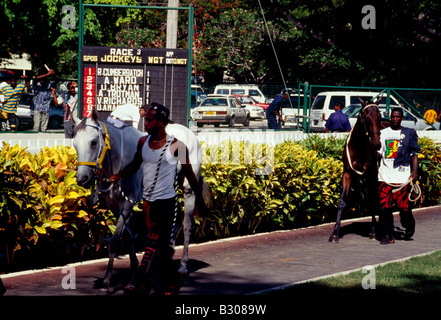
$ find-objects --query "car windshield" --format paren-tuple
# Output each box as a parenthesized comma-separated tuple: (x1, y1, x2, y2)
(343, 105, 362, 118)
(343, 105, 417, 121)
(231, 89, 245, 95)
(311, 96, 326, 110)
(235, 96, 256, 104)
(201, 98, 228, 106)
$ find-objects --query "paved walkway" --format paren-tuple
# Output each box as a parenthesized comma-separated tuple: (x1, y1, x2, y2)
(1, 205, 441, 296)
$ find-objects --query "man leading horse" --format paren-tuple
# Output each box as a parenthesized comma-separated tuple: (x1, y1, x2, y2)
(110, 103, 208, 295)
(377, 107, 420, 244)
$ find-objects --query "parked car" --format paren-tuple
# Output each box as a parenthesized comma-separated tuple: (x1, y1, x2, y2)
(309, 91, 401, 132)
(15, 94, 34, 129)
(233, 95, 266, 119)
(213, 84, 269, 103)
(191, 94, 250, 127)
(191, 90, 208, 109)
(14, 93, 65, 131)
(343, 104, 440, 131)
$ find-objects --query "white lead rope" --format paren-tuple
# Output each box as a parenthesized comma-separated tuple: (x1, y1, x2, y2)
(381, 177, 422, 202)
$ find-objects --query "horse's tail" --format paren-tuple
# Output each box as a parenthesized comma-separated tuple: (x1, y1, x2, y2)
(199, 175, 212, 209)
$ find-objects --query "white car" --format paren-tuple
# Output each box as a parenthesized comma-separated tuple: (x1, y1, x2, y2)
(233, 95, 266, 119)
(191, 94, 250, 127)
(213, 84, 269, 103)
(309, 91, 401, 132)
(343, 104, 440, 131)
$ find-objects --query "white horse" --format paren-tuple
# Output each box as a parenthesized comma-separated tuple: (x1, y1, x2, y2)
(72, 111, 205, 287)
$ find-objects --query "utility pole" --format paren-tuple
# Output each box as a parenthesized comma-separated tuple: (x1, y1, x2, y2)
(166, 0, 179, 48)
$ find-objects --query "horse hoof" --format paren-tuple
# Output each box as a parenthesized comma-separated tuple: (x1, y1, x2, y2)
(369, 233, 376, 240)
(328, 234, 340, 243)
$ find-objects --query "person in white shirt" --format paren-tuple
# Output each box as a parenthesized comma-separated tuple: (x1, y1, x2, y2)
(377, 108, 420, 244)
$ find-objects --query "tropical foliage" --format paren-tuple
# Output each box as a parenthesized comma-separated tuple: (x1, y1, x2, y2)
(2, 0, 441, 86)
(0, 143, 114, 271)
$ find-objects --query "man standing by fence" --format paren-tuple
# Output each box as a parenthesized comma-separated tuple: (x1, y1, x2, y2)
(0, 73, 28, 131)
(266, 90, 288, 129)
(32, 68, 59, 132)
(325, 102, 351, 133)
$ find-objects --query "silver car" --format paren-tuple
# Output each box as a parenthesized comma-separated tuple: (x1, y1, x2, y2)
(191, 94, 250, 127)
(343, 104, 440, 131)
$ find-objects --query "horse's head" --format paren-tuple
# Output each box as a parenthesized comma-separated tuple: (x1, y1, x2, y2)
(357, 96, 382, 150)
(72, 111, 107, 188)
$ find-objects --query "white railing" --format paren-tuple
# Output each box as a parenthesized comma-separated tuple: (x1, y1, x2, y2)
(1, 130, 441, 154)
(195, 129, 441, 146)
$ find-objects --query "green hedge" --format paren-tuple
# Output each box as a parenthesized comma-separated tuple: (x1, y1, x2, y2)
(0, 143, 114, 272)
(195, 135, 441, 240)
(1, 135, 441, 271)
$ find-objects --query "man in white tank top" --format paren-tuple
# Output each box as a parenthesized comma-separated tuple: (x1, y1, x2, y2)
(110, 103, 207, 295)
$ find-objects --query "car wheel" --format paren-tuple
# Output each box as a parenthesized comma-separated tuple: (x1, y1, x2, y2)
(214, 123, 220, 127)
(243, 115, 250, 127)
(12, 115, 20, 130)
(0, 121, 7, 131)
(197, 122, 204, 128)
(228, 116, 235, 127)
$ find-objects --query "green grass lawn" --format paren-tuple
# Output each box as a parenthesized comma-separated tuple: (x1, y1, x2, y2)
(268, 250, 441, 296)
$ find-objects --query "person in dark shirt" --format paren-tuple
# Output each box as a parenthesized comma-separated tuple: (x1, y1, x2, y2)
(266, 91, 288, 129)
(325, 102, 351, 133)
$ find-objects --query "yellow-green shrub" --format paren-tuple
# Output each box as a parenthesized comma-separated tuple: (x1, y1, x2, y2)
(197, 141, 343, 240)
(0, 143, 115, 270)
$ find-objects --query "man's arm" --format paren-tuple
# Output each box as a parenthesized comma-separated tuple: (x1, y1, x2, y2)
(51, 87, 59, 107)
(411, 154, 418, 182)
(35, 69, 55, 80)
(110, 136, 146, 181)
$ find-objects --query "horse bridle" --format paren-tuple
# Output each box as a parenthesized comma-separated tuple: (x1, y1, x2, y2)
(359, 104, 381, 139)
(346, 103, 381, 175)
(76, 120, 111, 172)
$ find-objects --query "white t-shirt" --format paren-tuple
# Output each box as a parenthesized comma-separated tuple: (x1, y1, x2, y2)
(378, 127, 411, 184)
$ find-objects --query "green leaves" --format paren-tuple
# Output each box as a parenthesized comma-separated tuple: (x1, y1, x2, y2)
(197, 135, 441, 241)
(0, 143, 115, 270)
(197, 140, 343, 239)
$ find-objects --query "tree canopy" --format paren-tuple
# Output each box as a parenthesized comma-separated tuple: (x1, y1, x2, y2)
(1, 0, 441, 87)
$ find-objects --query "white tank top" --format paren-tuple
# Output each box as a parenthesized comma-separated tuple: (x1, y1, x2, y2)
(142, 135, 178, 201)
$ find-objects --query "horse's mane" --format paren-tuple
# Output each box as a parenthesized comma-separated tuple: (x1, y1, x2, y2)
(75, 117, 133, 134)
(74, 118, 88, 134)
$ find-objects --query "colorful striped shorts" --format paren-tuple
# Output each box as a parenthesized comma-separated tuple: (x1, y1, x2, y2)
(378, 182, 411, 211)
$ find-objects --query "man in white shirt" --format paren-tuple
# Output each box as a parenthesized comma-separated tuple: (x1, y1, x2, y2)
(377, 107, 420, 244)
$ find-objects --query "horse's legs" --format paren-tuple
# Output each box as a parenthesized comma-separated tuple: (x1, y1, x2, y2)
(367, 161, 379, 239)
(103, 214, 125, 287)
(120, 204, 139, 287)
(104, 204, 139, 288)
(368, 180, 378, 239)
(329, 172, 352, 242)
(178, 185, 195, 278)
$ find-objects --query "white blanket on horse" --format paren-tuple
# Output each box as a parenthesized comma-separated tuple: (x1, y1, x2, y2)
(108, 103, 141, 128)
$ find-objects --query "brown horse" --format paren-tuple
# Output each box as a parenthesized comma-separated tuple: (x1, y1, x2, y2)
(329, 97, 389, 242)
